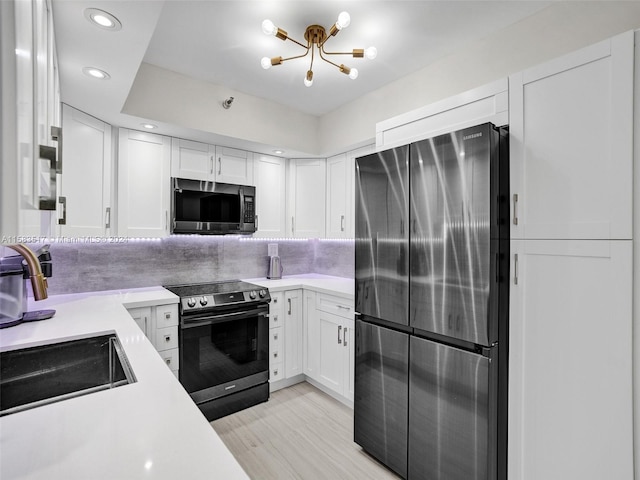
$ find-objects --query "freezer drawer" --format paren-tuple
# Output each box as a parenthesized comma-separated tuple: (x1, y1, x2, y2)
(354, 320, 409, 478)
(409, 335, 498, 480)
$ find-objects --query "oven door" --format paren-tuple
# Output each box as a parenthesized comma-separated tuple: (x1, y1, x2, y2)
(179, 305, 269, 404)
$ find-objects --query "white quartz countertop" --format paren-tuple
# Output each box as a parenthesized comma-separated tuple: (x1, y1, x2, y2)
(0, 287, 249, 480)
(245, 273, 354, 299)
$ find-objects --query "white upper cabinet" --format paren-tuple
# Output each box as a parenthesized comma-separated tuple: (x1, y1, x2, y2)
(171, 138, 215, 181)
(58, 105, 112, 237)
(326, 145, 374, 239)
(171, 141, 254, 185)
(325, 153, 349, 238)
(215, 146, 254, 185)
(254, 154, 287, 238)
(287, 159, 326, 238)
(509, 31, 633, 240)
(117, 129, 171, 238)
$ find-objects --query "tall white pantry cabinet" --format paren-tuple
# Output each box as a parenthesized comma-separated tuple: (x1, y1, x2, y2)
(508, 31, 634, 480)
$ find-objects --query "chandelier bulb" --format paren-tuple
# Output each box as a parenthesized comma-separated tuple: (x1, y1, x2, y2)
(336, 11, 350, 30)
(262, 19, 277, 36)
(304, 70, 314, 87)
(365, 46, 378, 60)
(349, 68, 359, 80)
(261, 57, 272, 70)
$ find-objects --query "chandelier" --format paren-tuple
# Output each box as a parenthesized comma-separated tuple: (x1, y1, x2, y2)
(260, 11, 377, 87)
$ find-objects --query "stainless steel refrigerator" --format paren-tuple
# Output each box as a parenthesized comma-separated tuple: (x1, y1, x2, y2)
(354, 123, 509, 480)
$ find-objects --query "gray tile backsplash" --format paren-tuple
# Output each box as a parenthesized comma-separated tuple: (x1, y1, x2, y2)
(11, 237, 354, 295)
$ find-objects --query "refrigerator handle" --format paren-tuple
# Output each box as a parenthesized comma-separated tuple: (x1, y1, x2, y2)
(338, 325, 342, 344)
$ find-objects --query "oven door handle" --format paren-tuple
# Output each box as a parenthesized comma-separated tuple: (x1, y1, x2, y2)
(181, 308, 268, 329)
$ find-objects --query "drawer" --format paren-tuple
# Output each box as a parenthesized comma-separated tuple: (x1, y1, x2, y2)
(158, 348, 179, 371)
(270, 292, 284, 315)
(155, 326, 179, 351)
(269, 327, 283, 364)
(316, 293, 354, 319)
(156, 304, 179, 328)
(270, 362, 284, 382)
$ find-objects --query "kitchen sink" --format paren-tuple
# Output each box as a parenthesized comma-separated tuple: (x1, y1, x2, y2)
(0, 332, 136, 416)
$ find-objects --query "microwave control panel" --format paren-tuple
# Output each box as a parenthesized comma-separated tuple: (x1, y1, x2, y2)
(243, 196, 255, 223)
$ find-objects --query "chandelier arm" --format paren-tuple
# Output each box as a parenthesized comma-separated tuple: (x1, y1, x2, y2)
(280, 48, 311, 63)
(285, 36, 309, 50)
(318, 47, 342, 70)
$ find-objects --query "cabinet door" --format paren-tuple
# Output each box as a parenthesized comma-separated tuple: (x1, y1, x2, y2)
(509, 31, 633, 240)
(127, 306, 153, 339)
(254, 154, 286, 237)
(171, 138, 214, 181)
(215, 146, 254, 185)
(326, 153, 349, 238)
(344, 317, 355, 402)
(317, 310, 345, 393)
(288, 159, 326, 238)
(284, 289, 303, 378)
(303, 290, 318, 379)
(508, 239, 632, 480)
(59, 105, 111, 237)
(117, 129, 171, 238)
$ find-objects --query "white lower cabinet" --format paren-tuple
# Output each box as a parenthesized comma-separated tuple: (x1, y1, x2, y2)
(307, 293, 354, 402)
(508, 239, 633, 480)
(126, 303, 179, 377)
(284, 289, 303, 378)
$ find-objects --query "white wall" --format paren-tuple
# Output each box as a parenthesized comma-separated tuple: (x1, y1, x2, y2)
(319, 2, 640, 155)
(122, 63, 321, 155)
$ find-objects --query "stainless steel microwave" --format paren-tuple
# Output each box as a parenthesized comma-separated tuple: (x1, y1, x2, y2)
(171, 178, 256, 235)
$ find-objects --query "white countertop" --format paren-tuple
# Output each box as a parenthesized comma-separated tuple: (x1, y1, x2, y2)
(245, 273, 354, 299)
(0, 287, 249, 480)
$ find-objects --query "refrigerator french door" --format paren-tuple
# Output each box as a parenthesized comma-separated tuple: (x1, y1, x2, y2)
(354, 123, 509, 480)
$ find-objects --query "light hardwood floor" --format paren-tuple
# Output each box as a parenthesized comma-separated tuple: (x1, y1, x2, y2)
(211, 382, 400, 480)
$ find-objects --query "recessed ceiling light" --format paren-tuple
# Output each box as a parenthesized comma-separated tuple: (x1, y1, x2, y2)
(82, 67, 110, 79)
(273, 150, 284, 155)
(84, 8, 122, 31)
(141, 123, 157, 130)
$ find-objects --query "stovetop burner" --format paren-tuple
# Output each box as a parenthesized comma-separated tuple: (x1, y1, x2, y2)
(163, 280, 270, 314)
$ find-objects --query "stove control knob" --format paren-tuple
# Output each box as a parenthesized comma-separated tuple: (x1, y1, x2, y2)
(259, 289, 267, 298)
(186, 297, 197, 308)
(249, 290, 257, 300)
(199, 296, 208, 306)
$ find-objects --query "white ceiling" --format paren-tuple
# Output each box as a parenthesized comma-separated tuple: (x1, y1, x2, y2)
(52, 0, 552, 130)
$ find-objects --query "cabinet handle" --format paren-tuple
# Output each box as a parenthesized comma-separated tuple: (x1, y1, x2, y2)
(105, 207, 111, 229)
(165, 210, 169, 231)
(340, 215, 345, 232)
(51, 126, 62, 173)
(288, 298, 292, 315)
(255, 214, 259, 230)
(165, 312, 171, 320)
(274, 351, 278, 358)
(274, 368, 278, 376)
(513, 194, 519, 226)
(58, 196, 67, 225)
(514, 254, 519, 285)
(144, 316, 148, 336)
(338, 325, 342, 344)
(38, 145, 57, 210)
(210, 156, 214, 174)
(337, 305, 350, 311)
(218, 157, 222, 175)
(165, 358, 171, 366)
(291, 216, 295, 235)
(343, 327, 348, 346)
(165, 335, 171, 343)
(274, 333, 278, 340)
(400, 219, 404, 235)
(273, 297, 278, 304)
(273, 315, 278, 323)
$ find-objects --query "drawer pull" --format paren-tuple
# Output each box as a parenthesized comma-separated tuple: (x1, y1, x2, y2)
(274, 333, 278, 340)
(274, 352, 278, 358)
(165, 335, 171, 343)
(273, 315, 278, 322)
(274, 369, 278, 376)
(165, 358, 171, 365)
(165, 312, 171, 320)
